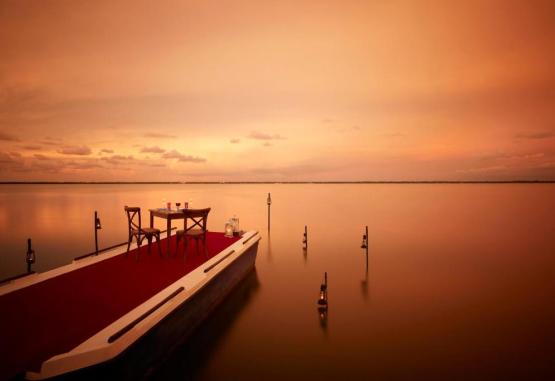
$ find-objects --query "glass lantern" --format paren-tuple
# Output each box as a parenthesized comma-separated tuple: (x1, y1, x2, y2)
(231, 215, 240, 233)
(224, 220, 234, 237)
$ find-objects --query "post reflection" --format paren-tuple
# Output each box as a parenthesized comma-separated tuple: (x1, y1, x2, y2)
(266, 231, 272, 263)
(360, 253, 369, 302)
(317, 306, 328, 335)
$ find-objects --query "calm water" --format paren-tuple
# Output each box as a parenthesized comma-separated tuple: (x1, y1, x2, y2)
(1, 184, 555, 380)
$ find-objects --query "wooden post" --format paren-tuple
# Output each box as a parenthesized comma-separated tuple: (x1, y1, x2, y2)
(361, 225, 369, 255)
(365, 225, 369, 255)
(266, 193, 272, 231)
(94, 211, 99, 255)
(26, 238, 35, 273)
(303, 225, 308, 249)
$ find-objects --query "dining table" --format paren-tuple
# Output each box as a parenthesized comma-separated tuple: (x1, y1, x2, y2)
(149, 208, 187, 253)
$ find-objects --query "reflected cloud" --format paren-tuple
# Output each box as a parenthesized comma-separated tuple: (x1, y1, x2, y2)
(0, 132, 20, 142)
(516, 131, 554, 140)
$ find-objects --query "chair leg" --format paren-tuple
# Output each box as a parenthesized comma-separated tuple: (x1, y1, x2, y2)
(156, 233, 162, 257)
(175, 233, 180, 254)
(136, 234, 142, 259)
(147, 235, 152, 254)
(126, 232, 132, 254)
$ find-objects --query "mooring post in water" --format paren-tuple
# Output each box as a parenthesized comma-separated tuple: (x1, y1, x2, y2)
(302, 225, 308, 250)
(361, 225, 368, 255)
(266, 193, 272, 231)
(26, 238, 35, 273)
(318, 271, 328, 306)
(94, 211, 102, 255)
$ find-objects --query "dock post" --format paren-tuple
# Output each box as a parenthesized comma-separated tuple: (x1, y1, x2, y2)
(303, 225, 308, 250)
(26, 238, 35, 273)
(361, 225, 368, 255)
(318, 271, 328, 306)
(94, 211, 102, 255)
(266, 193, 272, 230)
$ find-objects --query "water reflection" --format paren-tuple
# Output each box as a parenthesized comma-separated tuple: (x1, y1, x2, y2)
(360, 253, 369, 301)
(1, 184, 555, 380)
(151, 270, 261, 380)
(317, 306, 328, 334)
(265, 232, 272, 263)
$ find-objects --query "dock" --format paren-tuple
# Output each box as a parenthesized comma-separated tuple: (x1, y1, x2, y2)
(0, 231, 257, 380)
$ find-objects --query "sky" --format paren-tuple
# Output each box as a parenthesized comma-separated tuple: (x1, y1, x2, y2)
(1, 0, 554, 181)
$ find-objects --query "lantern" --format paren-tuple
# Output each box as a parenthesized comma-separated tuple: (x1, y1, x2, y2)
(225, 220, 234, 237)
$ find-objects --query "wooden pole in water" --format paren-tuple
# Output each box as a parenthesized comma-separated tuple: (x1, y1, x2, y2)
(266, 193, 272, 231)
(361, 225, 369, 255)
(26, 238, 35, 273)
(365, 225, 369, 255)
(303, 225, 308, 249)
(94, 211, 102, 255)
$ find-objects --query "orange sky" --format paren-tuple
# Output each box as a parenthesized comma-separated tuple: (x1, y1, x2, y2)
(1, 0, 554, 181)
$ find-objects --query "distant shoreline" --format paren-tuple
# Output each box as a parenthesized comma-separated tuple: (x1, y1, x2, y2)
(1, 181, 554, 185)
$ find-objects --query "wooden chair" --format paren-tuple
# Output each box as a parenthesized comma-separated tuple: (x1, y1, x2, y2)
(175, 208, 211, 253)
(124, 206, 162, 256)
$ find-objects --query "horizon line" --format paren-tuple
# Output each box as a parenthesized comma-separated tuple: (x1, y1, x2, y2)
(1, 180, 554, 185)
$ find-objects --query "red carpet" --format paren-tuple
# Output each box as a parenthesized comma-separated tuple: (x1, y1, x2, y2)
(0, 232, 240, 380)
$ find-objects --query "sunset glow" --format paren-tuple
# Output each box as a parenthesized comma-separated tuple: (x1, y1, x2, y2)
(1, 0, 554, 181)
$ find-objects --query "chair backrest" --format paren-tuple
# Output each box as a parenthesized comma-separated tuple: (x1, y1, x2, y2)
(124, 206, 142, 233)
(183, 208, 211, 233)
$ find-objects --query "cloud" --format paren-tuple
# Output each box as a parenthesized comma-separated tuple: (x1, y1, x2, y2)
(248, 131, 287, 140)
(33, 154, 51, 160)
(0, 132, 20, 141)
(230, 138, 240, 144)
(66, 161, 104, 170)
(162, 149, 206, 163)
(515, 131, 554, 139)
(21, 145, 42, 150)
(144, 133, 176, 139)
(58, 145, 92, 155)
(456, 165, 508, 174)
(101, 154, 134, 165)
(100, 148, 114, 154)
(141, 146, 166, 153)
(476, 151, 545, 162)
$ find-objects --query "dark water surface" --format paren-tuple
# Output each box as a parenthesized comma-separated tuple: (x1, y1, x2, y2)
(1, 184, 554, 380)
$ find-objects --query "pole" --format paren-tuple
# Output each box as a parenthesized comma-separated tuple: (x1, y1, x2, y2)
(267, 193, 272, 231)
(365, 225, 369, 255)
(94, 211, 99, 255)
(26, 238, 35, 273)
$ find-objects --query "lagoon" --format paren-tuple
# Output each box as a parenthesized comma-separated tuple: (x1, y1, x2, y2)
(1, 184, 554, 380)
